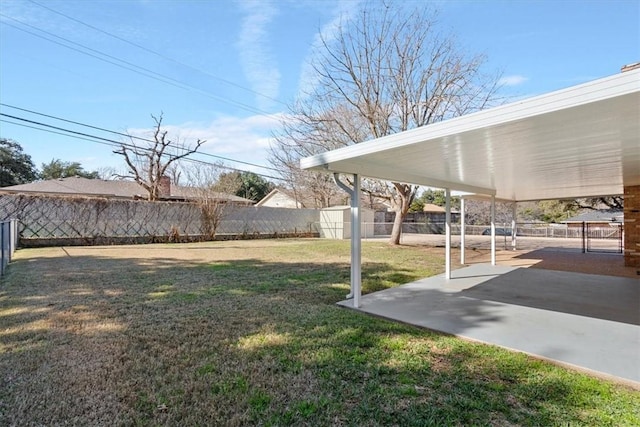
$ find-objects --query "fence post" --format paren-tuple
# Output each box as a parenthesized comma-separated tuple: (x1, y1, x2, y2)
(1, 223, 4, 276)
(1, 221, 6, 276)
(582, 221, 586, 253)
(10, 219, 17, 258)
(620, 224, 624, 253)
(460, 198, 466, 264)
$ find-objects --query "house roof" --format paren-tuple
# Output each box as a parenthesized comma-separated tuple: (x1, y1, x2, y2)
(422, 203, 445, 213)
(0, 177, 253, 203)
(563, 210, 624, 223)
(255, 188, 301, 207)
(322, 205, 373, 212)
(301, 69, 640, 202)
(1, 177, 146, 198)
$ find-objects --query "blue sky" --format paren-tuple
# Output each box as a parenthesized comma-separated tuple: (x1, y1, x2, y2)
(0, 0, 638, 180)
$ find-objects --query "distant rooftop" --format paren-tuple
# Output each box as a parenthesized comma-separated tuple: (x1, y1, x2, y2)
(422, 203, 445, 213)
(563, 210, 623, 223)
(0, 177, 253, 204)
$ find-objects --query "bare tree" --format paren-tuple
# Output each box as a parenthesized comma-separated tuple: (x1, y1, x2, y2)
(184, 163, 241, 240)
(464, 200, 516, 226)
(165, 162, 183, 186)
(270, 3, 501, 244)
(575, 196, 623, 210)
(95, 166, 119, 180)
(114, 113, 204, 200)
(270, 105, 357, 208)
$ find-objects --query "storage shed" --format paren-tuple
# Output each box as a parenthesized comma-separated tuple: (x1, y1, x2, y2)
(319, 206, 375, 239)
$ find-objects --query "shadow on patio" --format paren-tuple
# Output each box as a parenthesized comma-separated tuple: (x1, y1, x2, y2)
(340, 263, 640, 386)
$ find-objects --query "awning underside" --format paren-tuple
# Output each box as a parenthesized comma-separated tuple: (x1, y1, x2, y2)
(301, 70, 640, 201)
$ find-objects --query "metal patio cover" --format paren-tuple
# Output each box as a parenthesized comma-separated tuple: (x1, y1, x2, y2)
(301, 69, 640, 201)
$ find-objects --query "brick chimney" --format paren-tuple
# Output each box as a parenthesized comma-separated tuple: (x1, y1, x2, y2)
(158, 175, 171, 198)
(621, 62, 640, 72)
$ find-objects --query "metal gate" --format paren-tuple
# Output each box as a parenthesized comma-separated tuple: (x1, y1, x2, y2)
(585, 222, 623, 253)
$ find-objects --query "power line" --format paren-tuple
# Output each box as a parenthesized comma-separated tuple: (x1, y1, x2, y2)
(1, 112, 128, 147)
(27, 0, 287, 107)
(0, 8, 294, 182)
(1, 103, 153, 145)
(0, 14, 279, 118)
(0, 103, 281, 172)
(0, 16, 188, 92)
(0, 118, 138, 150)
(0, 114, 289, 183)
(1, 116, 288, 183)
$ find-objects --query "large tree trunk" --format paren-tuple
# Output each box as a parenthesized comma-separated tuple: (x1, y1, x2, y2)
(388, 183, 413, 245)
(389, 210, 403, 245)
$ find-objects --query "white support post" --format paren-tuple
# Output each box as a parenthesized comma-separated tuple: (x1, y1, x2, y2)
(352, 175, 361, 308)
(445, 188, 451, 280)
(460, 198, 466, 265)
(511, 202, 517, 251)
(333, 173, 362, 307)
(491, 195, 496, 265)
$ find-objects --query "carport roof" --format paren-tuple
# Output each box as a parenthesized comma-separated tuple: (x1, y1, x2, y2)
(301, 69, 640, 202)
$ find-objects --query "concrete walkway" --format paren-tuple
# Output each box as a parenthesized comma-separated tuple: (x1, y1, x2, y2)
(338, 263, 640, 387)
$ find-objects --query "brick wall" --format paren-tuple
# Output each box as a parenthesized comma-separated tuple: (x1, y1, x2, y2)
(623, 185, 640, 267)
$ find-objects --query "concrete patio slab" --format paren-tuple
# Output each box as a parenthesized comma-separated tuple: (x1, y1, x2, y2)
(338, 263, 640, 386)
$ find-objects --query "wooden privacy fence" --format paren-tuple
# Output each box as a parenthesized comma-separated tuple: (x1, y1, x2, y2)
(0, 194, 320, 247)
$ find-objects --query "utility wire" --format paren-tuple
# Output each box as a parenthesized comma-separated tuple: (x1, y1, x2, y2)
(0, 103, 281, 172)
(1, 116, 289, 183)
(1, 103, 159, 145)
(0, 16, 186, 91)
(0, 118, 165, 158)
(0, 10, 293, 181)
(0, 14, 278, 117)
(27, 0, 287, 107)
(1, 112, 129, 147)
(0, 115, 288, 183)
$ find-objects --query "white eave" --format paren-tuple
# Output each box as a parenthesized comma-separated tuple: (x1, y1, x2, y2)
(300, 69, 640, 202)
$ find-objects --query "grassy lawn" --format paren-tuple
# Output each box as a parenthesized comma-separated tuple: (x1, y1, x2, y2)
(1, 239, 638, 426)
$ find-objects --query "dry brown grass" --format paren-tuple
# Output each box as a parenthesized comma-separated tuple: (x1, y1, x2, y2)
(1, 239, 638, 426)
(0, 240, 421, 425)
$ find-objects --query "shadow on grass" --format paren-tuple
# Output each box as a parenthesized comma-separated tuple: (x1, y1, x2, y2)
(1, 249, 637, 426)
(0, 251, 495, 350)
(232, 308, 632, 426)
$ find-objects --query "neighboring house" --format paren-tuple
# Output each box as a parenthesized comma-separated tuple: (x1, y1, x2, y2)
(377, 203, 460, 225)
(562, 210, 624, 228)
(256, 189, 302, 208)
(361, 195, 392, 212)
(422, 203, 445, 213)
(422, 203, 461, 223)
(256, 187, 392, 211)
(0, 176, 254, 205)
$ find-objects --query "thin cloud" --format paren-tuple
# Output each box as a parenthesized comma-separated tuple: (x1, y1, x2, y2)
(499, 75, 529, 87)
(296, 0, 362, 99)
(236, 0, 281, 111)
(127, 114, 283, 171)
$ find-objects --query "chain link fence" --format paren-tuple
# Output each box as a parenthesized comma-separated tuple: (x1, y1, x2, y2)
(375, 221, 623, 253)
(0, 194, 623, 253)
(0, 194, 320, 247)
